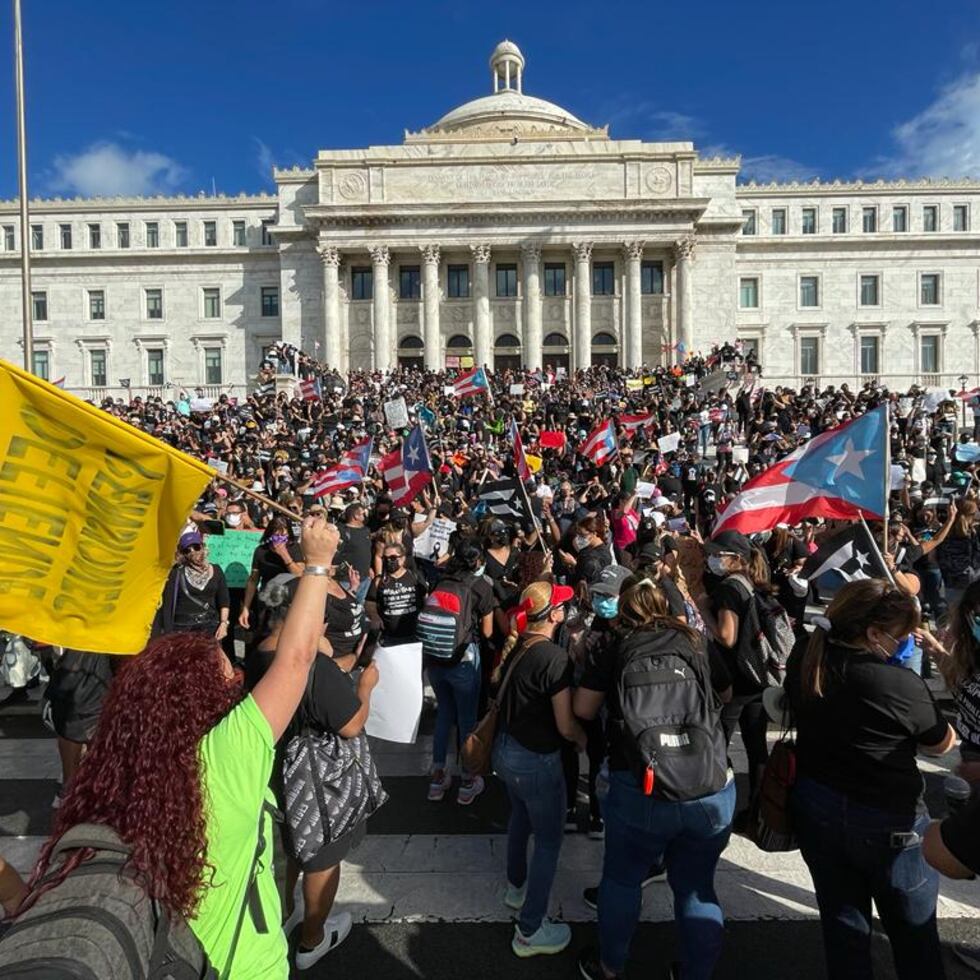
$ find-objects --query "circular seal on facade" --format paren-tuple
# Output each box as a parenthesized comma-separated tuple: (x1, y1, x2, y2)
(338, 171, 368, 200)
(645, 166, 673, 195)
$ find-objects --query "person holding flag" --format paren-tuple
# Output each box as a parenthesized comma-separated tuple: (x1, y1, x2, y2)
(452, 366, 491, 399)
(510, 418, 532, 483)
(578, 419, 617, 469)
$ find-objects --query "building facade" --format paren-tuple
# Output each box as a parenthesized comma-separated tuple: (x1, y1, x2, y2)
(1, 40, 979, 397)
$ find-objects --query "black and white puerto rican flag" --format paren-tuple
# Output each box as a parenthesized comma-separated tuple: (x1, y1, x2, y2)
(476, 478, 532, 523)
(801, 522, 890, 585)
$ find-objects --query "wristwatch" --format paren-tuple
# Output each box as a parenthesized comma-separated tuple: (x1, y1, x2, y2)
(303, 565, 331, 577)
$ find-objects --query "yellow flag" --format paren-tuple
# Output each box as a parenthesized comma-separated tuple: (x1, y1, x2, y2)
(0, 361, 213, 654)
(525, 453, 543, 473)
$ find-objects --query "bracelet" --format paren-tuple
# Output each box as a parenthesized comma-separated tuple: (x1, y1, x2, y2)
(303, 565, 331, 577)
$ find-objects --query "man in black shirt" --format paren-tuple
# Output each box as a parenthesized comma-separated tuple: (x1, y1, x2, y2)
(337, 502, 373, 602)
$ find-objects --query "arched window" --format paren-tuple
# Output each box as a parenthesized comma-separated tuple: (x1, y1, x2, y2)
(447, 334, 473, 348)
(593, 332, 617, 347)
(495, 333, 521, 348)
(399, 334, 424, 349)
(543, 332, 569, 347)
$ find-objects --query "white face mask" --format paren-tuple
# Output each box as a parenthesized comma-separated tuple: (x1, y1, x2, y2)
(474, 564, 486, 578)
(707, 555, 728, 576)
(225, 513, 242, 527)
(574, 534, 591, 552)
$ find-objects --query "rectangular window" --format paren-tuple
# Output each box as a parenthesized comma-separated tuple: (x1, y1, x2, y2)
(496, 263, 518, 297)
(90, 348, 107, 388)
(31, 224, 43, 250)
(832, 207, 848, 234)
(88, 289, 105, 320)
(860, 336, 879, 375)
(954, 205, 970, 231)
(88, 223, 101, 249)
(32, 350, 49, 381)
(202, 287, 221, 319)
(742, 209, 757, 235)
(800, 336, 820, 376)
(640, 260, 664, 294)
(592, 261, 615, 296)
(399, 265, 421, 300)
(771, 209, 786, 235)
(147, 348, 165, 386)
(260, 286, 280, 317)
(351, 267, 373, 301)
(923, 205, 938, 232)
(3, 225, 13, 250)
(175, 221, 188, 247)
(543, 263, 566, 296)
(60, 224, 72, 249)
(145, 288, 163, 319)
(862, 207, 877, 233)
(892, 206, 908, 232)
(739, 277, 759, 309)
(31, 290, 47, 321)
(799, 275, 820, 307)
(801, 208, 817, 235)
(145, 221, 159, 248)
(447, 264, 470, 298)
(860, 274, 880, 306)
(920, 273, 940, 305)
(260, 219, 274, 246)
(117, 222, 130, 248)
(233, 220, 246, 246)
(203, 220, 217, 247)
(921, 335, 940, 374)
(204, 348, 223, 385)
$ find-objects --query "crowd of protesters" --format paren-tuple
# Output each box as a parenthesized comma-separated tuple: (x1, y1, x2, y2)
(3, 338, 980, 979)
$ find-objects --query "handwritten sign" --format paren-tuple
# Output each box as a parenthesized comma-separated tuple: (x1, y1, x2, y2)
(658, 432, 681, 454)
(413, 517, 457, 561)
(384, 397, 409, 429)
(206, 530, 263, 589)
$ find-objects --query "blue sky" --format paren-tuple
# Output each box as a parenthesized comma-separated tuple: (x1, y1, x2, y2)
(0, 0, 978, 200)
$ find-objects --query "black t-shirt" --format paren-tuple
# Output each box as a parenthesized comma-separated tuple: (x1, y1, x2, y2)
(499, 636, 574, 754)
(784, 638, 948, 814)
(660, 575, 688, 620)
(485, 548, 521, 606)
(941, 795, 980, 875)
(337, 524, 373, 578)
(173, 565, 230, 630)
(252, 542, 304, 588)
(325, 589, 365, 656)
(368, 570, 427, 642)
(580, 626, 731, 770)
(711, 576, 759, 696)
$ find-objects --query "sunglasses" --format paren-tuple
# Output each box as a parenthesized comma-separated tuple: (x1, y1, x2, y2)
(181, 543, 204, 554)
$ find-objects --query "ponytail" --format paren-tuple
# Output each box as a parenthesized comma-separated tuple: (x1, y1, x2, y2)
(800, 626, 829, 698)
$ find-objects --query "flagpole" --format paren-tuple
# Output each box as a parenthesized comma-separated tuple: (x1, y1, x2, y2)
(858, 513, 896, 587)
(211, 471, 310, 522)
(13, 0, 33, 372)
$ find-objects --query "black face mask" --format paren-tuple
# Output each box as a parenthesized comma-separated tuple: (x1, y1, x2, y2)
(489, 532, 509, 547)
(383, 556, 401, 573)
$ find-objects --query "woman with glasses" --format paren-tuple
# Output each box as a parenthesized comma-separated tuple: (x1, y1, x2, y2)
(154, 530, 230, 642)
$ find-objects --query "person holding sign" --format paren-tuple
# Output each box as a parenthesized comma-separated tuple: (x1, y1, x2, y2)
(153, 531, 230, 642)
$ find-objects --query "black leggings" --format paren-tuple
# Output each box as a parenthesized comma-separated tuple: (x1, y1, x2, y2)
(720, 693, 769, 801)
(561, 716, 605, 819)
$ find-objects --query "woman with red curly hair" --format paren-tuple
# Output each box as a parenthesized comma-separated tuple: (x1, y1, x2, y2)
(16, 516, 340, 978)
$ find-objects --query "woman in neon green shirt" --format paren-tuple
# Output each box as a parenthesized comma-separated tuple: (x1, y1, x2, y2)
(18, 516, 340, 978)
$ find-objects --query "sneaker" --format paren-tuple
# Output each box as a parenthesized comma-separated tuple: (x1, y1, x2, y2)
(457, 774, 485, 806)
(282, 902, 304, 937)
(587, 816, 605, 840)
(578, 947, 622, 980)
(427, 768, 452, 802)
(503, 881, 527, 911)
(511, 919, 572, 958)
(583, 886, 599, 911)
(642, 862, 667, 886)
(564, 807, 578, 832)
(295, 911, 353, 970)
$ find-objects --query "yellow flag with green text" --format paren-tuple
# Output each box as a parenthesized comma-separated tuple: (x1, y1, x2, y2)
(0, 360, 213, 654)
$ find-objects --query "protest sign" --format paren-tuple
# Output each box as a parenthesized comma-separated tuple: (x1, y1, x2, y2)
(912, 457, 926, 484)
(365, 642, 423, 743)
(0, 360, 212, 654)
(509, 383, 525, 395)
(626, 379, 644, 391)
(890, 464, 907, 490)
(732, 446, 749, 464)
(206, 530, 263, 589)
(635, 481, 656, 499)
(658, 432, 681, 454)
(384, 397, 409, 429)
(414, 517, 456, 561)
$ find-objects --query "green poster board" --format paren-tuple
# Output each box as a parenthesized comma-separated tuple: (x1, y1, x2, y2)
(206, 531, 263, 589)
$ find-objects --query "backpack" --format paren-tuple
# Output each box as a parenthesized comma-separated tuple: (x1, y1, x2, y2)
(0, 823, 217, 979)
(417, 575, 477, 667)
(614, 628, 729, 802)
(729, 575, 794, 689)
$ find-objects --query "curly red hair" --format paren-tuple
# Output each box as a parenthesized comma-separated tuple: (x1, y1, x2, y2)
(22, 633, 243, 919)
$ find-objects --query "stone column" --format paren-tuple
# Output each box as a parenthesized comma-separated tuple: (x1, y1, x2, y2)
(572, 242, 593, 372)
(521, 243, 542, 370)
(673, 237, 696, 358)
(471, 244, 492, 369)
(316, 244, 342, 370)
(623, 241, 645, 369)
(420, 244, 441, 371)
(368, 245, 391, 372)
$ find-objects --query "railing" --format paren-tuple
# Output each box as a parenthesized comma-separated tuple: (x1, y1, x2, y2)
(66, 383, 251, 402)
(749, 372, 976, 392)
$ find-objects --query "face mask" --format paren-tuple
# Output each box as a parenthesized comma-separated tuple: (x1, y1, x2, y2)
(474, 564, 486, 578)
(383, 556, 401, 573)
(225, 513, 242, 527)
(593, 596, 619, 619)
(490, 532, 509, 547)
(884, 632, 916, 664)
(707, 555, 728, 576)
(269, 533, 288, 546)
(574, 534, 591, 552)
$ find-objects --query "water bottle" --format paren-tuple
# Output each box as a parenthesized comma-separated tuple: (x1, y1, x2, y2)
(595, 761, 610, 803)
(944, 775, 973, 814)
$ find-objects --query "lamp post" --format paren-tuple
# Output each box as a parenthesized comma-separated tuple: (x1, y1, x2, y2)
(960, 373, 970, 434)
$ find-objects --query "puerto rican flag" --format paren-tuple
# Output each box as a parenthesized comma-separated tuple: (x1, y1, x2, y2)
(712, 405, 888, 537)
(578, 419, 618, 466)
(618, 412, 655, 438)
(299, 377, 321, 401)
(510, 419, 532, 482)
(340, 436, 373, 475)
(380, 424, 432, 505)
(452, 366, 490, 398)
(310, 463, 363, 498)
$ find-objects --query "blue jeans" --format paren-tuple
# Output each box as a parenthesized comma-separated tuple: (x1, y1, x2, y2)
(428, 646, 481, 770)
(792, 776, 944, 980)
(492, 733, 566, 935)
(598, 769, 736, 979)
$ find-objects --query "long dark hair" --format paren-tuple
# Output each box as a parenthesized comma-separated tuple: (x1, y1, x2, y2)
(944, 579, 980, 691)
(618, 573, 700, 648)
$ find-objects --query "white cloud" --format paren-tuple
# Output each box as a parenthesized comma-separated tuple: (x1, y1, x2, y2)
(875, 71, 980, 179)
(47, 141, 188, 197)
(739, 154, 820, 184)
(253, 137, 276, 183)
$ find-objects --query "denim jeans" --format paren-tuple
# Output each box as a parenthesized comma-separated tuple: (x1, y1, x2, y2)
(791, 776, 944, 980)
(492, 732, 566, 935)
(428, 645, 481, 770)
(597, 769, 736, 979)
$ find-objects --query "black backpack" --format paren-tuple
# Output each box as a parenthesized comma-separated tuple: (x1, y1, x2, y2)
(417, 574, 477, 668)
(614, 628, 729, 802)
(728, 575, 794, 689)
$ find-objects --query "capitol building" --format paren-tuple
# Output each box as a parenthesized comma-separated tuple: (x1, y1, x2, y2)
(1, 41, 979, 396)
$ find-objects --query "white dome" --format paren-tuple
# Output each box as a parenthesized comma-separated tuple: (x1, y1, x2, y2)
(429, 89, 591, 134)
(490, 40, 524, 67)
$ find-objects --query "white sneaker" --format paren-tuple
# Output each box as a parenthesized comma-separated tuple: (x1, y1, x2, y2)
(512, 919, 572, 958)
(457, 774, 485, 806)
(428, 768, 453, 802)
(295, 911, 353, 970)
(503, 881, 527, 910)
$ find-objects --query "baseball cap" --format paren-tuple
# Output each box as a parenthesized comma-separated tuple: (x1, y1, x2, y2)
(518, 580, 575, 620)
(178, 530, 203, 551)
(703, 530, 752, 560)
(590, 565, 632, 597)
